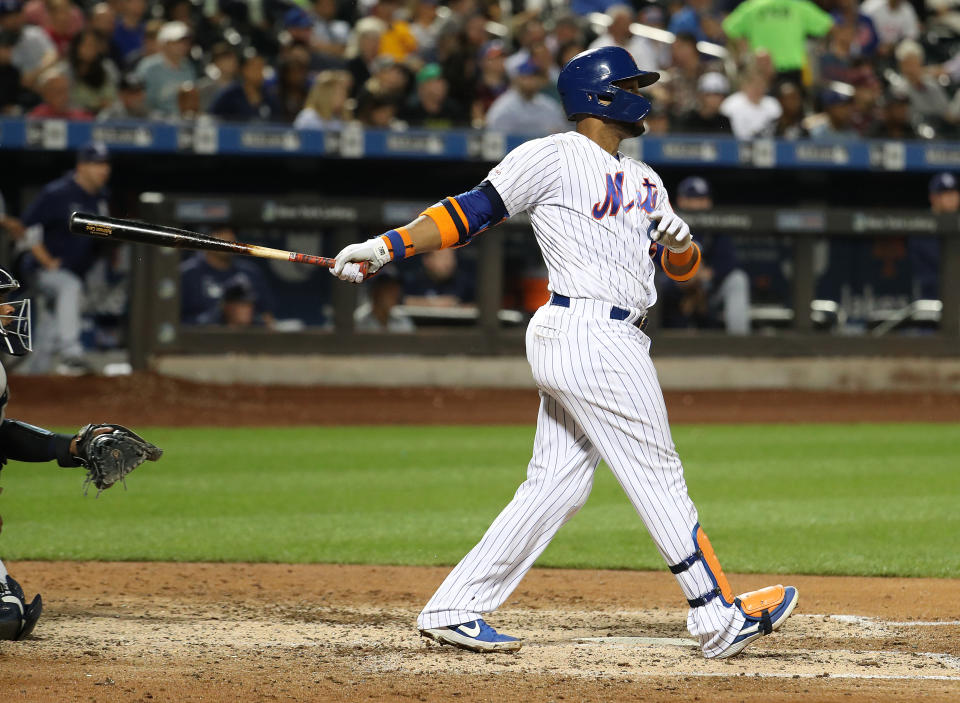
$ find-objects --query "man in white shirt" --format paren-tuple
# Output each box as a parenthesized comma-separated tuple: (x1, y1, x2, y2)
(485, 60, 568, 135)
(861, 0, 920, 53)
(0, 0, 57, 90)
(720, 69, 782, 139)
(588, 4, 661, 71)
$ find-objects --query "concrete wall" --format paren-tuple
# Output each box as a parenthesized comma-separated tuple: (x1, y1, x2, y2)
(153, 355, 960, 392)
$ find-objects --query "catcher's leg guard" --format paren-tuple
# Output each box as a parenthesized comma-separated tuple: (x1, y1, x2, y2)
(0, 577, 43, 641)
(668, 523, 734, 609)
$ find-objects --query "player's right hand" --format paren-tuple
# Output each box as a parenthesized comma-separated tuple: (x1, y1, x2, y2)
(330, 238, 392, 283)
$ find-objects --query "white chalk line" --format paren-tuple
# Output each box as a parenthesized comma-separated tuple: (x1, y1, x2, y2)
(651, 672, 960, 682)
(796, 613, 960, 627)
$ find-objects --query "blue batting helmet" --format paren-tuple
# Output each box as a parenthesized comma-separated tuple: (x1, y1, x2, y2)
(557, 46, 660, 123)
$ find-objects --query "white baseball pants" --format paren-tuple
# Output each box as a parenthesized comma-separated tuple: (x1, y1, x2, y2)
(418, 299, 744, 656)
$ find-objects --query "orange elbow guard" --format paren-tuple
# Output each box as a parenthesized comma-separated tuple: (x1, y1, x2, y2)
(420, 197, 470, 249)
(663, 242, 701, 282)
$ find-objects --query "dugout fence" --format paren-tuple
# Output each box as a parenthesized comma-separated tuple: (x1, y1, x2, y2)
(129, 193, 960, 370)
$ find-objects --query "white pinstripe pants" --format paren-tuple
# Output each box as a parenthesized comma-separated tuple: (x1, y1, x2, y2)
(418, 300, 744, 656)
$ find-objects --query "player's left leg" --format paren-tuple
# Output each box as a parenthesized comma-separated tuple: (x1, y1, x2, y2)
(417, 390, 600, 649)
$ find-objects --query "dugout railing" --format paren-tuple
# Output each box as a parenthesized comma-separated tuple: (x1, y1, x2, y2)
(130, 193, 960, 370)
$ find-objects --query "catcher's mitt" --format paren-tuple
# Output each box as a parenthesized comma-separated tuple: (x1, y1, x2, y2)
(74, 424, 163, 495)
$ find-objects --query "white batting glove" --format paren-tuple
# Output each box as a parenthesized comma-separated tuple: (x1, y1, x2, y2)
(330, 238, 393, 283)
(648, 209, 692, 253)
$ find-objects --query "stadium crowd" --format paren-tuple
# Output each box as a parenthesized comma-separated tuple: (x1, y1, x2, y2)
(0, 0, 958, 138)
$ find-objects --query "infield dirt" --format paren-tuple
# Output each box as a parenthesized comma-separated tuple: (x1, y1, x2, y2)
(1, 562, 958, 702)
(3, 377, 959, 701)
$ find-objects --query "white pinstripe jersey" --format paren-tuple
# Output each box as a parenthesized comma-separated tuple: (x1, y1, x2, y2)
(486, 130, 671, 312)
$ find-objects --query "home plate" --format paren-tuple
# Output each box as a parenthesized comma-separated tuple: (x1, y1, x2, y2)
(576, 637, 699, 647)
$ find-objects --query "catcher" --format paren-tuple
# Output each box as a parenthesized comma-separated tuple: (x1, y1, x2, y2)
(0, 267, 162, 640)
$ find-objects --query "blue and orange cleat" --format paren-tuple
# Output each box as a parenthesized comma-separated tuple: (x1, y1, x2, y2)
(713, 584, 799, 659)
(420, 618, 522, 653)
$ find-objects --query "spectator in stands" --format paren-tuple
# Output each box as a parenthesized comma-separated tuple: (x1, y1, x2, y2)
(294, 69, 351, 129)
(399, 62, 466, 128)
(0, 27, 23, 113)
(66, 28, 117, 115)
(895, 40, 954, 133)
(409, 0, 441, 58)
(485, 59, 567, 135)
(355, 88, 398, 127)
(404, 248, 475, 307)
(909, 172, 957, 300)
(529, 40, 560, 91)
(345, 16, 386, 98)
(88, 2, 114, 48)
(179, 225, 274, 327)
(722, 0, 833, 85)
(819, 22, 860, 85)
(849, 74, 881, 135)
(546, 13, 583, 57)
(310, 0, 350, 59)
(861, 0, 920, 55)
(666, 32, 703, 119)
(196, 42, 237, 112)
(472, 40, 507, 124)
(556, 39, 586, 72)
(1, 0, 58, 91)
(273, 44, 311, 122)
(355, 268, 415, 333)
(644, 102, 670, 134)
(173, 79, 200, 121)
(807, 85, 859, 140)
(27, 65, 92, 118)
(365, 54, 411, 103)
(506, 18, 546, 77)
(668, 0, 715, 43)
(372, 0, 417, 62)
(18, 142, 111, 374)
(281, 7, 314, 52)
(135, 20, 194, 117)
(674, 71, 732, 134)
(774, 81, 809, 138)
(27, 0, 82, 57)
(719, 68, 781, 139)
(832, 0, 879, 57)
(208, 46, 279, 122)
(112, 0, 146, 67)
(96, 70, 146, 119)
(868, 87, 917, 139)
(661, 176, 751, 334)
(588, 5, 660, 71)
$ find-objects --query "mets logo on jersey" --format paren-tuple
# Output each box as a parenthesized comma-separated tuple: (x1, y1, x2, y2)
(592, 172, 658, 220)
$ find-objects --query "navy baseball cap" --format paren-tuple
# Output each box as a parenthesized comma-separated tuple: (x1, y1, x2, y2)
(283, 7, 312, 29)
(516, 59, 542, 77)
(930, 172, 957, 193)
(77, 142, 110, 163)
(677, 176, 711, 198)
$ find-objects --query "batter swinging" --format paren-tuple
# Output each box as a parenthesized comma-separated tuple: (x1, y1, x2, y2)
(331, 46, 798, 659)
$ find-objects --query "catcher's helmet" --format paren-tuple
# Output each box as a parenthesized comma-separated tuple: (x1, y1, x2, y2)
(0, 268, 31, 356)
(557, 46, 660, 123)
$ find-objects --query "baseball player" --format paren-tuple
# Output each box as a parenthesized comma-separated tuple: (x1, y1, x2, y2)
(0, 267, 162, 640)
(331, 46, 798, 659)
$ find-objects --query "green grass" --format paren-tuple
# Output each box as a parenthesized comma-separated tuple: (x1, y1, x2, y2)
(0, 424, 957, 577)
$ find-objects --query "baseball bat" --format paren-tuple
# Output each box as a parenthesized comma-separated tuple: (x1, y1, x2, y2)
(68, 212, 367, 275)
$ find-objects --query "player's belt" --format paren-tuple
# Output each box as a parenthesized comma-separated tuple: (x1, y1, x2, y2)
(549, 293, 648, 331)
